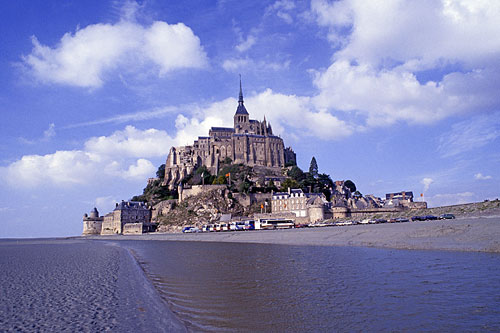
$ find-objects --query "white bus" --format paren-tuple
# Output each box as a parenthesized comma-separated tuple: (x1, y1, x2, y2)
(256, 218, 295, 230)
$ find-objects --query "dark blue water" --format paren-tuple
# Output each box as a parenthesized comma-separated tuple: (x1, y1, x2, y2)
(122, 241, 500, 332)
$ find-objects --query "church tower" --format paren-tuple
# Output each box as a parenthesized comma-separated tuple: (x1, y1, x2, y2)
(234, 76, 249, 133)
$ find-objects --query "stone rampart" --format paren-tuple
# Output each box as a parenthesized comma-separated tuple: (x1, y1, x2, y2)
(123, 223, 143, 235)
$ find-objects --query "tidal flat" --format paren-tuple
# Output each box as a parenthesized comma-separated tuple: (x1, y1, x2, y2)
(1, 217, 499, 332)
(0, 239, 185, 332)
(94, 216, 500, 253)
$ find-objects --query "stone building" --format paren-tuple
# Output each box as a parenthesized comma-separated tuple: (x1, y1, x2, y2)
(100, 201, 152, 235)
(384, 191, 427, 209)
(82, 207, 103, 235)
(271, 188, 329, 223)
(163, 79, 295, 189)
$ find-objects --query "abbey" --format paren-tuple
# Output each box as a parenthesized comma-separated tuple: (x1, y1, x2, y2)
(163, 80, 296, 189)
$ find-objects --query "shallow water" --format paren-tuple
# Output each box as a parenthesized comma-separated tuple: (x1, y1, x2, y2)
(122, 241, 500, 332)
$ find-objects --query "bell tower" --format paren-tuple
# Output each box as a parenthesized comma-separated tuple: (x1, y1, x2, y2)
(234, 75, 249, 133)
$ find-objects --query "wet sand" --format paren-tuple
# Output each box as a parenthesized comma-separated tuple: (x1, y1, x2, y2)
(91, 216, 500, 253)
(0, 239, 185, 332)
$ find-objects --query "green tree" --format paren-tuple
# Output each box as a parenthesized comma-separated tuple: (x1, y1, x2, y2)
(309, 156, 318, 179)
(280, 178, 299, 192)
(344, 180, 356, 193)
(318, 173, 334, 189)
(212, 175, 227, 185)
(156, 164, 166, 179)
(268, 179, 278, 190)
(287, 165, 305, 182)
(238, 179, 252, 193)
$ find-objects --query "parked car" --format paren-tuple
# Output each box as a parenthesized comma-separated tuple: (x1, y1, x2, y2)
(439, 214, 456, 220)
(411, 216, 426, 221)
(424, 215, 438, 220)
(395, 217, 409, 223)
(375, 219, 387, 224)
(182, 226, 199, 233)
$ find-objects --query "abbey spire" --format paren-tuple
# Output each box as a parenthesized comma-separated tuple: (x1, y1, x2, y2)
(235, 75, 249, 116)
(238, 74, 244, 104)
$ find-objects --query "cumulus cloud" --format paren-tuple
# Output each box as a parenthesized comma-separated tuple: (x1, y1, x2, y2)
(84, 125, 175, 158)
(1, 126, 173, 188)
(171, 89, 353, 143)
(123, 159, 156, 179)
(3, 150, 102, 187)
(475, 173, 492, 180)
(22, 7, 207, 88)
(421, 177, 434, 191)
(310, 0, 500, 128)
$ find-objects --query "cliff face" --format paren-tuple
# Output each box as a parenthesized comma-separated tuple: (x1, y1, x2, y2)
(155, 188, 245, 230)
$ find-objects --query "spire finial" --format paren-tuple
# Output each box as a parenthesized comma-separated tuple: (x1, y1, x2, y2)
(238, 74, 244, 104)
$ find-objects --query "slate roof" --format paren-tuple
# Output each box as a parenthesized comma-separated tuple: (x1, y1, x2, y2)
(235, 103, 249, 115)
(210, 127, 235, 132)
(115, 201, 149, 211)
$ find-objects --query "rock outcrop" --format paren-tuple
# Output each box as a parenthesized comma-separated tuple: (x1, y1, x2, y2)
(155, 188, 245, 231)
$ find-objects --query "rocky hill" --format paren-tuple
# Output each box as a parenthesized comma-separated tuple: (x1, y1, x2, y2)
(155, 187, 245, 232)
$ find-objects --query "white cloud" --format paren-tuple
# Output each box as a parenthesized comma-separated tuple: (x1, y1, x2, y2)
(43, 123, 56, 140)
(3, 150, 102, 187)
(64, 106, 179, 129)
(310, 0, 500, 128)
(143, 21, 207, 75)
(123, 159, 156, 179)
(438, 112, 500, 157)
(236, 35, 257, 52)
(421, 177, 434, 191)
(84, 125, 175, 158)
(475, 173, 492, 180)
(222, 57, 290, 73)
(172, 89, 353, 143)
(1, 126, 173, 188)
(266, 0, 297, 24)
(23, 7, 207, 88)
(222, 58, 251, 72)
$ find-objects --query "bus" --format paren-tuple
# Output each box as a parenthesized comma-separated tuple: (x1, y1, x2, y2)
(256, 219, 295, 230)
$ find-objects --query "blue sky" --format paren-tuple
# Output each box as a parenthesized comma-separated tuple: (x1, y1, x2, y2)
(1, 0, 499, 238)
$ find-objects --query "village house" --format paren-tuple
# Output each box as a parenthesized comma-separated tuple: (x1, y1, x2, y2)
(271, 188, 330, 223)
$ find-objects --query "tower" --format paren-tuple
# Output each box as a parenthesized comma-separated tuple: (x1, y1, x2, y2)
(234, 75, 249, 133)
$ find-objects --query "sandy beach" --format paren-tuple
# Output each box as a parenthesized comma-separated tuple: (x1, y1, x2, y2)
(89, 216, 500, 253)
(0, 239, 185, 332)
